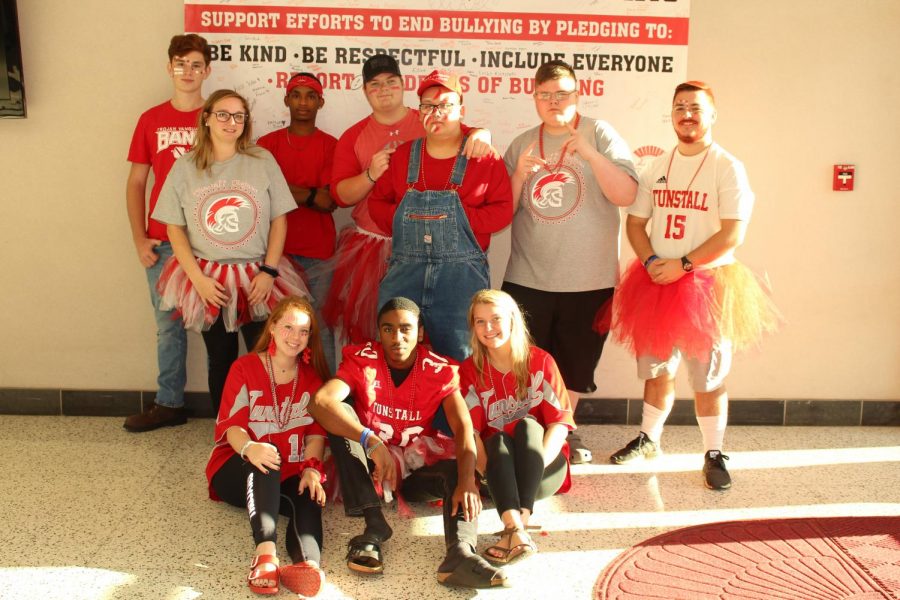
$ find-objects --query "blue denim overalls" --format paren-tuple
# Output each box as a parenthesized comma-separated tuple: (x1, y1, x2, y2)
(377, 137, 489, 362)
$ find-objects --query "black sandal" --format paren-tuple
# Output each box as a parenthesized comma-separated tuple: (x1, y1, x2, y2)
(346, 534, 385, 574)
(437, 553, 509, 588)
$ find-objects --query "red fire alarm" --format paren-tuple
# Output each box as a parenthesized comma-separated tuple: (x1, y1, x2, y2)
(833, 164, 855, 191)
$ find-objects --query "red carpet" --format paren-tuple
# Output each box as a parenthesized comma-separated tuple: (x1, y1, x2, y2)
(595, 516, 900, 599)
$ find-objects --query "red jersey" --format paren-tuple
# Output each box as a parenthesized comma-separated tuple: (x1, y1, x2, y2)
(256, 127, 337, 259)
(205, 353, 326, 500)
(336, 342, 459, 447)
(460, 346, 575, 437)
(127, 100, 201, 241)
(368, 139, 513, 251)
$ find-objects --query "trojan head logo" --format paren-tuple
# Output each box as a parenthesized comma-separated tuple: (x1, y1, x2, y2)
(197, 192, 258, 247)
(528, 168, 583, 224)
(206, 196, 251, 236)
(533, 172, 575, 210)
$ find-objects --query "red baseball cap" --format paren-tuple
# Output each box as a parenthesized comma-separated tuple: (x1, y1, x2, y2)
(286, 73, 323, 97)
(417, 69, 463, 101)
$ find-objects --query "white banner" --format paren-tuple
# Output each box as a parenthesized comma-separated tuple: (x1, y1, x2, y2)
(185, 0, 690, 168)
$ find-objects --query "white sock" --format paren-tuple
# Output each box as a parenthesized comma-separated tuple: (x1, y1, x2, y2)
(640, 402, 670, 443)
(697, 413, 728, 453)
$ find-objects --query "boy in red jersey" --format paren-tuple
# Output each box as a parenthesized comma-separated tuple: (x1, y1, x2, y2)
(309, 297, 508, 589)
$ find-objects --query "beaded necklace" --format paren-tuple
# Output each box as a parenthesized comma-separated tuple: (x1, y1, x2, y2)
(539, 113, 581, 174)
(382, 349, 419, 419)
(484, 356, 514, 405)
(419, 138, 464, 191)
(265, 352, 299, 432)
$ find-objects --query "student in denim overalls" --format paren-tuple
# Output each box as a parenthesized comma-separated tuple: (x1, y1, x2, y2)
(370, 70, 513, 363)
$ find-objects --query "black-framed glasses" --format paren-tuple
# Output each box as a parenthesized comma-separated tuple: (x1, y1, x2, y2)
(212, 111, 249, 124)
(533, 90, 576, 102)
(418, 103, 458, 115)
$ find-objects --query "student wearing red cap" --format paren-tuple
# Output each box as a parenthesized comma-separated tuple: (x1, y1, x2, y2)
(326, 55, 495, 347)
(258, 73, 339, 372)
(369, 70, 513, 363)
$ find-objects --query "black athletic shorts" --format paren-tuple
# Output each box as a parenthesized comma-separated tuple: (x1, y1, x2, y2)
(501, 281, 613, 394)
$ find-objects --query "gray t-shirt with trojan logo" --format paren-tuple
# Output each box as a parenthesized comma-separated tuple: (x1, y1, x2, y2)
(503, 116, 637, 292)
(152, 147, 295, 262)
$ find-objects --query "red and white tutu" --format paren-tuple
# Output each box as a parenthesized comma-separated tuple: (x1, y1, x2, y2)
(156, 256, 310, 332)
(610, 259, 782, 360)
(321, 227, 391, 344)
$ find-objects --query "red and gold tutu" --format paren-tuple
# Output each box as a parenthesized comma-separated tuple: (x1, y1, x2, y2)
(322, 227, 391, 344)
(610, 259, 781, 360)
(157, 256, 310, 332)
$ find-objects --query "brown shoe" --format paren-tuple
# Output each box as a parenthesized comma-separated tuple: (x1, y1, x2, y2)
(123, 403, 187, 432)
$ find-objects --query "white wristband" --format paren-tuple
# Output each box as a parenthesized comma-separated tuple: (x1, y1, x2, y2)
(239, 440, 254, 460)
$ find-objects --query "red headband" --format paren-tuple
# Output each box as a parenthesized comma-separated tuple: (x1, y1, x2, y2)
(286, 75, 323, 96)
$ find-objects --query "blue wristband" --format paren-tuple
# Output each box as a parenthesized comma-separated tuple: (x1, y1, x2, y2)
(643, 255, 659, 270)
(360, 428, 372, 449)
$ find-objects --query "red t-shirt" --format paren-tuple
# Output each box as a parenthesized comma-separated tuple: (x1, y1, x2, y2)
(368, 138, 513, 251)
(256, 127, 337, 259)
(330, 109, 424, 235)
(205, 353, 326, 500)
(127, 100, 201, 241)
(459, 347, 575, 437)
(336, 342, 459, 447)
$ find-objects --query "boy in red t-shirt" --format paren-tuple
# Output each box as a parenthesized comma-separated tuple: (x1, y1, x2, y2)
(257, 73, 339, 371)
(123, 35, 211, 432)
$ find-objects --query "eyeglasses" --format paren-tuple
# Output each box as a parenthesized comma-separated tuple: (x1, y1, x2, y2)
(172, 59, 206, 74)
(418, 103, 459, 115)
(212, 111, 249, 124)
(533, 90, 576, 102)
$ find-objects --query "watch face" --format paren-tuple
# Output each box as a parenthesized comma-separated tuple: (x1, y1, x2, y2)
(681, 257, 693, 272)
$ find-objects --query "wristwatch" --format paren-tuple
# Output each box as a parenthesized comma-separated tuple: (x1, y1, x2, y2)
(680, 256, 694, 272)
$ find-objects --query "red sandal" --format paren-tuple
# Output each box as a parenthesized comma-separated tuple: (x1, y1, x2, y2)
(248, 554, 279, 595)
(281, 560, 325, 597)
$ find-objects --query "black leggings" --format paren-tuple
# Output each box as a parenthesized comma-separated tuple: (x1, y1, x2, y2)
(328, 403, 478, 550)
(201, 317, 264, 414)
(484, 417, 567, 515)
(211, 454, 323, 564)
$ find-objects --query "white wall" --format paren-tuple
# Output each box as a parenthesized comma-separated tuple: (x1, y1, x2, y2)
(1, 0, 898, 400)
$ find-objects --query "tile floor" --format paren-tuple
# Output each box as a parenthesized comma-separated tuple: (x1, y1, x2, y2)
(0, 416, 897, 600)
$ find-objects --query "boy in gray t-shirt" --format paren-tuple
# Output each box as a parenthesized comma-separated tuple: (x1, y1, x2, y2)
(501, 60, 638, 463)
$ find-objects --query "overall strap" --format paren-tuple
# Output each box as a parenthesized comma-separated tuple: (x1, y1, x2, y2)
(406, 138, 423, 186)
(448, 134, 471, 189)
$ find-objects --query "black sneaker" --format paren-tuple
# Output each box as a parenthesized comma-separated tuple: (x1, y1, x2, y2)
(609, 432, 661, 464)
(568, 431, 593, 464)
(123, 403, 187, 433)
(703, 450, 732, 490)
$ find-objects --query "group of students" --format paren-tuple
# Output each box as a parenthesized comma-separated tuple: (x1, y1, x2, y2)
(123, 33, 778, 597)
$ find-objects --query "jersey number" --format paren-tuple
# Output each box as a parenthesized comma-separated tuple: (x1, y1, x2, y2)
(287, 433, 302, 463)
(664, 214, 686, 239)
(376, 423, 424, 447)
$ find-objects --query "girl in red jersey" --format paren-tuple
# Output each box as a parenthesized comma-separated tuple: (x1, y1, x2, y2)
(205, 296, 329, 597)
(460, 289, 575, 564)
